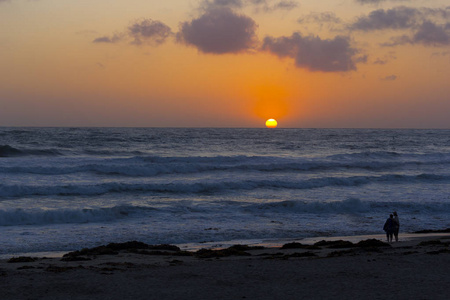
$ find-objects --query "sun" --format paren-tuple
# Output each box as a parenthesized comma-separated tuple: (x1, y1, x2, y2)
(265, 119, 278, 128)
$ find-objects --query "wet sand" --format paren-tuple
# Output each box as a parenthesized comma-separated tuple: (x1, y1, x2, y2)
(0, 234, 449, 300)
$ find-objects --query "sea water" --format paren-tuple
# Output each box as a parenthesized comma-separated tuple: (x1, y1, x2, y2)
(0, 127, 449, 255)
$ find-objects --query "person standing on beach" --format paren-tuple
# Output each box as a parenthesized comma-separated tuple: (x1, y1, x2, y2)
(383, 214, 395, 243)
(393, 211, 400, 242)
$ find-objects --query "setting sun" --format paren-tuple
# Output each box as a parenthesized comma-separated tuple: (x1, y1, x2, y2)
(265, 119, 278, 128)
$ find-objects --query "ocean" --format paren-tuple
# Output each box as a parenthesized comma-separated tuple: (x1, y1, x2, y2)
(0, 127, 449, 255)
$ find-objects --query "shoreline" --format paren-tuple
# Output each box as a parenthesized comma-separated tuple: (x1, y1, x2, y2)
(1, 233, 449, 299)
(2, 231, 449, 259)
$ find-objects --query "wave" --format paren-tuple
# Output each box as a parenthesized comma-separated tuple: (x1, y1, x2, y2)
(2, 198, 449, 226)
(247, 198, 372, 213)
(246, 198, 450, 214)
(0, 205, 143, 226)
(0, 145, 62, 157)
(1, 173, 449, 198)
(2, 152, 450, 176)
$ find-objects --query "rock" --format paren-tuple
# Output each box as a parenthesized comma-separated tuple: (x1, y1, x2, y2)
(7, 257, 36, 263)
(314, 240, 355, 248)
(62, 241, 182, 259)
(355, 239, 391, 248)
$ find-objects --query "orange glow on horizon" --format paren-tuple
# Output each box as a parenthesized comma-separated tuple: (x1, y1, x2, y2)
(250, 84, 289, 120)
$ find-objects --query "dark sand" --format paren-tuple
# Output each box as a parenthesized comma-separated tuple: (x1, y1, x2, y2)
(1, 234, 449, 300)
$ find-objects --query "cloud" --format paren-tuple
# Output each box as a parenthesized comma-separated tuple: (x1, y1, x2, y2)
(93, 33, 123, 44)
(201, 0, 244, 9)
(374, 58, 388, 65)
(382, 21, 450, 46)
(262, 33, 360, 72)
(412, 21, 450, 45)
(381, 75, 397, 81)
(298, 12, 341, 24)
(298, 12, 342, 31)
(350, 6, 450, 47)
(128, 19, 173, 45)
(355, 0, 409, 5)
(200, 0, 298, 12)
(350, 6, 450, 31)
(93, 19, 172, 46)
(373, 52, 396, 64)
(177, 7, 258, 54)
(350, 6, 420, 31)
(269, 1, 298, 12)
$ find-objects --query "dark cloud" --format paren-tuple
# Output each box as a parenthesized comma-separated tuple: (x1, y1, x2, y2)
(350, 6, 420, 31)
(412, 21, 450, 45)
(93, 34, 123, 44)
(177, 7, 258, 54)
(128, 19, 173, 45)
(350, 6, 450, 31)
(262, 33, 359, 72)
(382, 21, 450, 46)
(350, 6, 450, 47)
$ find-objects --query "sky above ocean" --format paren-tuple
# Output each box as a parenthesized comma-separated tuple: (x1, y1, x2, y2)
(0, 0, 449, 128)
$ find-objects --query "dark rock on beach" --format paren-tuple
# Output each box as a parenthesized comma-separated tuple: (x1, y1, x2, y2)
(195, 246, 252, 258)
(355, 239, 391, 248)
(7, 257, 37, 263)
(314, 240, 355, 248)
(62, 241, 182, 260)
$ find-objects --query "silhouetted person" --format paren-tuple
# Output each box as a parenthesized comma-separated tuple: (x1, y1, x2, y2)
(393, 211, 400, 242)
(383, 214, 395, 243)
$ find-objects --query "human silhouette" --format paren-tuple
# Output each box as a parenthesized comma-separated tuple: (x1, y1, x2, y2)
(383, 214, 395, 243)
(393, 211, 400, 242)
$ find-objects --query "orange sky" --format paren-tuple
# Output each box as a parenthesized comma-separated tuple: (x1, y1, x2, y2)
(1, 0, 449, 128)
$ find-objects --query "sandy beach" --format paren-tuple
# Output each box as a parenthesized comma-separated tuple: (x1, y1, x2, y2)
(1, 234, 449, 300)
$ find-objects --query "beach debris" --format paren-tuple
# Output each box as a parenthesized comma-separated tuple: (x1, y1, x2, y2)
(7, 257, 37, 263)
